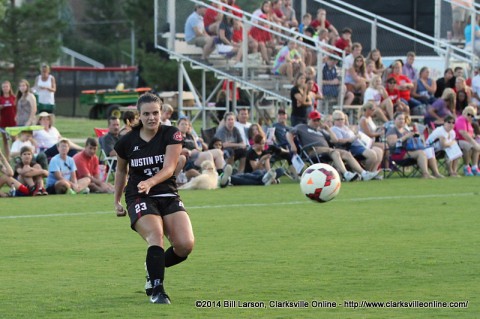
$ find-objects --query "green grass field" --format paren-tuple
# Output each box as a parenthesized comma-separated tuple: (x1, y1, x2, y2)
(1, 177, 479, 319)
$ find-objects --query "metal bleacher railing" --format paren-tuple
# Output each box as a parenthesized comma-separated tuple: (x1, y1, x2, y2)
(154, 0, 349, 128)
(314, 0, 479, 70)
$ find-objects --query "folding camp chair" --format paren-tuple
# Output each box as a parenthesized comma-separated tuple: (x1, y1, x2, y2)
(201, 127, 217, 146)
(385, 155, 419, 178)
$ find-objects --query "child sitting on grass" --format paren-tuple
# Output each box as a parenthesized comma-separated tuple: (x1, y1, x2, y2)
(0, 148, 30, 197)
(15, 146, 48, 196)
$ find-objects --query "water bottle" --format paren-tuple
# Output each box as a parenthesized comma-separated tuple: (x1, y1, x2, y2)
(9, 184, 16, 197)
(99, 164, 106, 181)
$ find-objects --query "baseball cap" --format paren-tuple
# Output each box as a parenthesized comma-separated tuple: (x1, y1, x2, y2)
(308, 110, 322, 120)
(38, 111, 51, 118)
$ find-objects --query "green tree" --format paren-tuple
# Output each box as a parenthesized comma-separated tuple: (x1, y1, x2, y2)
(0, 0, 66, 82)
(79, 0, 130, 66)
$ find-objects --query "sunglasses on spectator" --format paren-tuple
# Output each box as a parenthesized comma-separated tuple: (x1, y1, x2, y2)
(466, 113, 474, 118)
(446, 121, 455, 124)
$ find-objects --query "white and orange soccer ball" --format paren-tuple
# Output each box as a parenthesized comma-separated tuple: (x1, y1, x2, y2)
(300, 163, 341, 202)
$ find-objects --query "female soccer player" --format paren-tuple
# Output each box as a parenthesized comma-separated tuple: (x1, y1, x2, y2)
(114, 93, 194, 304)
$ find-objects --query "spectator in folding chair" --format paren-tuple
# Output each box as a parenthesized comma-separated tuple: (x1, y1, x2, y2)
(73, 137, 114, 193)
(272, 108, 291, 149)
(249, 120, 297, 179)
(99, 116, 121, 157)
(330, 110, 383, 177)
(286, 110, 379, 182)
(214, 112, 247, 173)
(454, 106, 480, 176)
(386, 112, 443, 179)
(426, 115, 461, 177)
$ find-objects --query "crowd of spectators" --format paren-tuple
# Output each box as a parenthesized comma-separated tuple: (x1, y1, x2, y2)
(2, 1, 480, 197)
(181, 1, 480, 181)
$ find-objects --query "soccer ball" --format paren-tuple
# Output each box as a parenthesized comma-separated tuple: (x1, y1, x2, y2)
(300, 163, 341, 203)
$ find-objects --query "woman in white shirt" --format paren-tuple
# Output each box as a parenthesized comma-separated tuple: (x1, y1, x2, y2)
(426, 115, 460, 176)
(330, 110, 383, 174)
(33, 112, 83, 158)
(363, 75, 394, 122)
(34, 64, 56, 113)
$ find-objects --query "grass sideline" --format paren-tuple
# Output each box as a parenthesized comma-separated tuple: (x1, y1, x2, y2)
(1, 177, 479, 318)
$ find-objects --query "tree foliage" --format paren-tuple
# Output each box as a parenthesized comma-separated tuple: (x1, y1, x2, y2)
(0, 0, 66, 82)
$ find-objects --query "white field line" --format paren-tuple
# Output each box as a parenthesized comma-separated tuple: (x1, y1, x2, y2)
(0, 192, 475, 220)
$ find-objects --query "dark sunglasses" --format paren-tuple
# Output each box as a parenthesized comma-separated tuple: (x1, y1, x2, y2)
(446, 121, 455, 124)
(466, 113, 474, 118)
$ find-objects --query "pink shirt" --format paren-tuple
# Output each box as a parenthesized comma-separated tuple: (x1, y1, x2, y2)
(454, 115, 473, 141)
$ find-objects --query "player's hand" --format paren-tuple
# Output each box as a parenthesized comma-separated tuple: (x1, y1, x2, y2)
(137, 180, 153, 195)
(115, 202, 126, 217)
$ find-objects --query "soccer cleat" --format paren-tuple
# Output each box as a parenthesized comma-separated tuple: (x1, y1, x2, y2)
(361, 170, 380, 181)
(464, 166, 473, 177)
(67, 188, 77, 195)
(472, 167, 480, 176)
(343, 171, 359, 182)
(262, 169, 277, 186)
(40, 188, 49, 195)
(220, 164, 233, 188)
(79, 187, 90, 194)
(150, 284, 171, 304)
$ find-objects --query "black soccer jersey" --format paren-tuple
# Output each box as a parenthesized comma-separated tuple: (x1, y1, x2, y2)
(114, 125, 183, 200)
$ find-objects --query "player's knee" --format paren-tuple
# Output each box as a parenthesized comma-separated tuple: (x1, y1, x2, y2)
(175, 237, 195, 257)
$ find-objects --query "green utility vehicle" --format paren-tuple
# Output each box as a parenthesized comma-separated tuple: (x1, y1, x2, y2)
(80, 87, 151, 119)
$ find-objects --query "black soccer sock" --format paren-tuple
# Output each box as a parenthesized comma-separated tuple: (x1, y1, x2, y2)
(146, 245, 165, 287)
(165, 246, 188, 268)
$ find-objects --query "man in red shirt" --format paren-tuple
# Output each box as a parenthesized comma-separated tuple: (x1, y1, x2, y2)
(73, 137, 114, 193)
